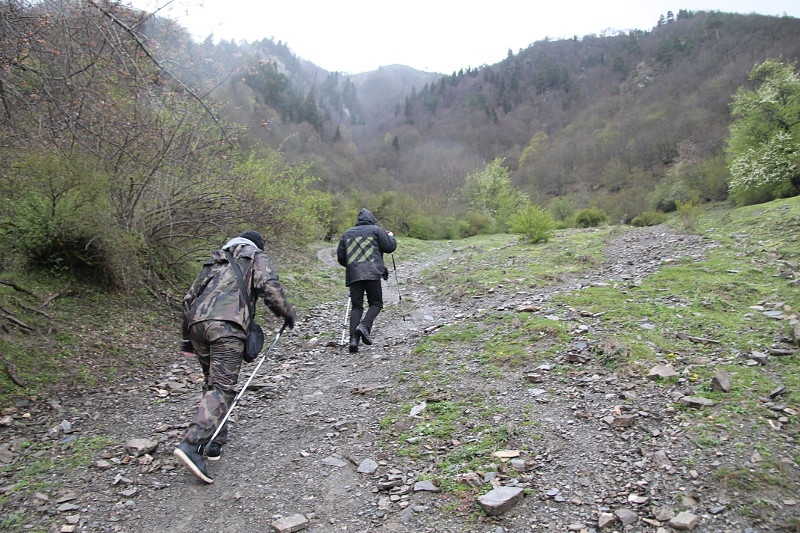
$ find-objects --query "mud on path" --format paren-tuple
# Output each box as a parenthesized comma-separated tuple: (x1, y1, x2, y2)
(6, 225, 793, 532)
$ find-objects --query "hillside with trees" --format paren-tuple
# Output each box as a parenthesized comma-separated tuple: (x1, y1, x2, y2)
(173, 8, 800, 227)
(367, 11, 800, 219)
(1, 1, 799, 290)
(1, 5, 799, 530)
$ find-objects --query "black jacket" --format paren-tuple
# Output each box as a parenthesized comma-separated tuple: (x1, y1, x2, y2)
(337, 208, 397, 286)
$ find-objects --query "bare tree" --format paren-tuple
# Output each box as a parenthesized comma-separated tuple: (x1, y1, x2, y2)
(0, 0, 244, 288)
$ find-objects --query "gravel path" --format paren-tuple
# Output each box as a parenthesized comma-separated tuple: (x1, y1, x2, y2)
(3, 225, 798, 533)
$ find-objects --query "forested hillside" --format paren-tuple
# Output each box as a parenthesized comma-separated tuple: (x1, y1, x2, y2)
(1, 8, 798, 529)
(189, 9, 800, 219)
(1, 1, 799, 289)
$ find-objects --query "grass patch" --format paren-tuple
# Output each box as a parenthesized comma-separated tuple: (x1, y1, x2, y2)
(418, 229, 611, 301)
(0, 436, 116, 495)
(414, 314, 570, 368)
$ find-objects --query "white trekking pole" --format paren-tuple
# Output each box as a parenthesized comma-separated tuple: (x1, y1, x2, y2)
(338, 297, 351, 353)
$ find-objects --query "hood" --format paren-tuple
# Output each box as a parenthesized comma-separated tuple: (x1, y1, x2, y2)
(356, 208, 378, 226)
(222, 237, 258, 251)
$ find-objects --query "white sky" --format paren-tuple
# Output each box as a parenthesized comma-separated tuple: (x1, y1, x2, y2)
(128, 0, 799, 74)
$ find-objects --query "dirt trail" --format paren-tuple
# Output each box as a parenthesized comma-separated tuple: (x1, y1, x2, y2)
(125, 225, 711, 533)
(5, 225, 755, 533)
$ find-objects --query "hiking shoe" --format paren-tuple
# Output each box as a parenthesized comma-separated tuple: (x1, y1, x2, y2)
(356, 324, 373, 345)
(349, 335, 359, 353)
(174, 441, 213, 483)
(205, 441, 222, 461)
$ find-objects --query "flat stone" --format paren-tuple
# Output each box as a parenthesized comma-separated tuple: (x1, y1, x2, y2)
(611, 414, 637, 427)
(124, 439, 158, 457)
(112, 474, 133, 485)
(376, 478, 403, 491)
(321, 456, 348, 468)
(510, 458, 527, 472)
(476, 486, 524, 516)
(492, 450, 520, 459)
(669, 511, 700, 530)
(357, 458, 379, 474)
(413, 480, 441, 492)
(0, 449, 16, 463)
(57, 503, 80, 512)
(270, 513, 309, 533)
(648, 364, 678, 380)
(565, 353, 589, 363)
(628, 493, 649, 504)
(652, 505, 675, 521)
(458, 472, 484, 487)
(615, 508, 638, 526)
(598, 512, 617, 529)
(679, 396, 715, 408)
(769, 385, 786, 398)
(653, 450, 673, 469)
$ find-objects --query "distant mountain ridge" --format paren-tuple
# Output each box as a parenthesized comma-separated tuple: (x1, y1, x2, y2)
(179, 10, 800, 219)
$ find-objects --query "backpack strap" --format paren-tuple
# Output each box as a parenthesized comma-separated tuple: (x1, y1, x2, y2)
(225, 250, 255, 319)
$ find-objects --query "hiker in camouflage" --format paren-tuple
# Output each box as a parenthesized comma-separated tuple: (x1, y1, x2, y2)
(337, 209, 397, 353)
(174, 230, 296, 483)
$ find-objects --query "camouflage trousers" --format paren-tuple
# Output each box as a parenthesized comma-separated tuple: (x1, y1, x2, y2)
(184, 320, 246, 446)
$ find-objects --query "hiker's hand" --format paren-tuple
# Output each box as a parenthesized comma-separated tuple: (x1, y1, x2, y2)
(181, 339, 194, 354)
(283, 309, 296, 330)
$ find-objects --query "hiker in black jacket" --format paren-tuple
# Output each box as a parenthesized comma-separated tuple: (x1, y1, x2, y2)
(337, 208, 397, 353)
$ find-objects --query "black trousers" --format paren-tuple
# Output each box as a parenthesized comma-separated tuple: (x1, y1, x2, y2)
(349, 279, 383, 336)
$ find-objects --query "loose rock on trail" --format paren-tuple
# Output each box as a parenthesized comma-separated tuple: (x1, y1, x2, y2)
(1, 224, 798, 533)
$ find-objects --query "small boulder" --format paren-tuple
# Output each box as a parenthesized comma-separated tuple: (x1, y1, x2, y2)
(710, 369, 732, 392)
(476, 486, 524, 516)
(669, 511, 700, 530)
(124, 439, 158, 457)
(678, 396, 715, 408)
(648, 364, 678, 380)
(614, 508, 638, 526)
(357, 458, 378, 474)
(413, 480, 441, 492)
(270, 514, 309, 533)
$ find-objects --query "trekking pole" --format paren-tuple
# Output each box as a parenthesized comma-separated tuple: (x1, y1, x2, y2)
(199, 325, 285, 453)
(391, 254, 406, 321)
(338, 296, 351, 353)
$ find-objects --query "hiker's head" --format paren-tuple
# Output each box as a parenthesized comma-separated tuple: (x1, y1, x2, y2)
(239, 230, 264, 250)
(356, 208, 377, 226)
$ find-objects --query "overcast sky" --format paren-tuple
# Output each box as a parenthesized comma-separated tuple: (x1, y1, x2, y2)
(128, 0, 799, 74)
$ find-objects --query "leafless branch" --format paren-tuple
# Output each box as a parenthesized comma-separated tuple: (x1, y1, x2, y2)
(86, 0, 230, 143)
(0, 280, 35, 296)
